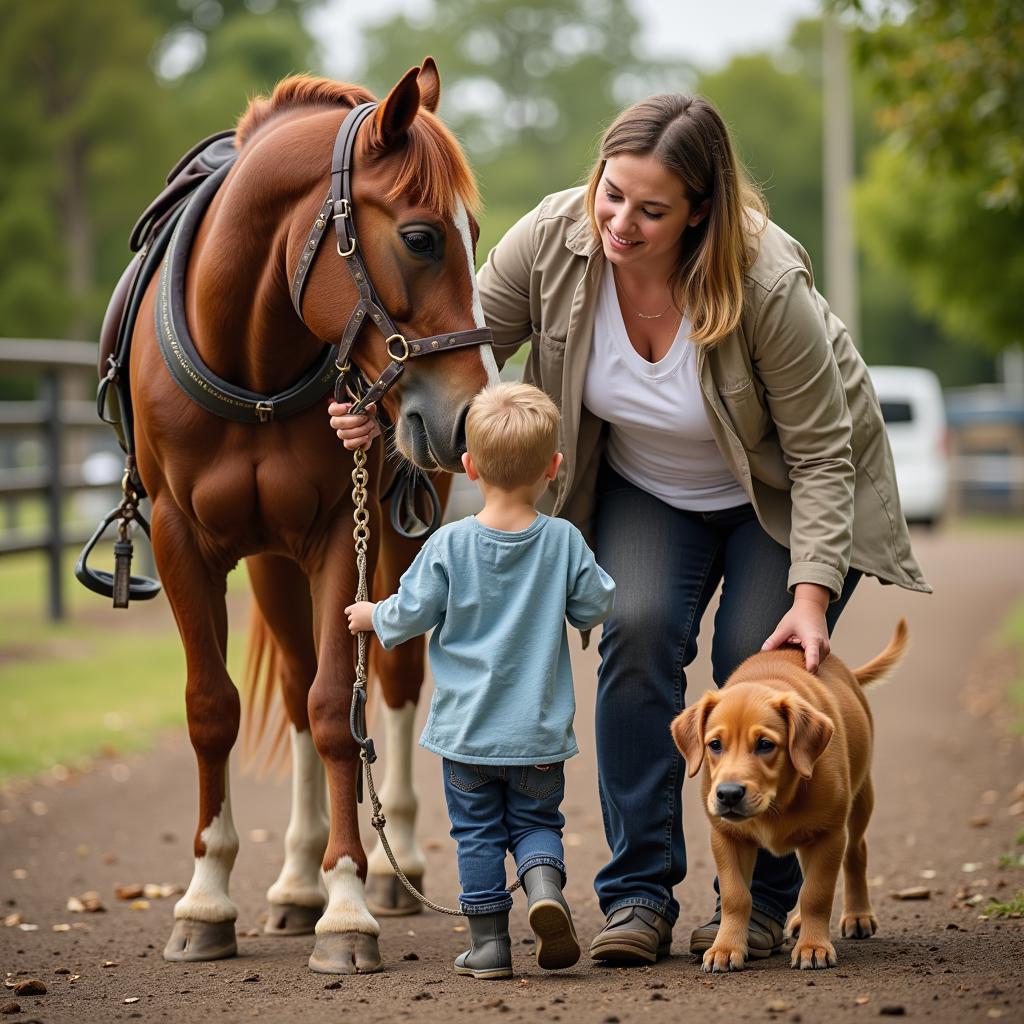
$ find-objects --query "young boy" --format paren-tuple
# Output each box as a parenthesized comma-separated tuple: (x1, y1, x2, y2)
(345, 382, 615, 980)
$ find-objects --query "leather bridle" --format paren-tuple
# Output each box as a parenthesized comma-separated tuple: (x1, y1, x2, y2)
(290, 101, 492, 416)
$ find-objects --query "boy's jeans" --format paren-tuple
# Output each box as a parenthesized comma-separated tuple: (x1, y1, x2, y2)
(441, 758, 567, 915)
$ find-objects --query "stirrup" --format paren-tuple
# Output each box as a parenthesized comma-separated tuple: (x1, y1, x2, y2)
(75, 504, 161, 607)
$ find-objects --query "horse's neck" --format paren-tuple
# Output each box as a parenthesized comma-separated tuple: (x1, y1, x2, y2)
(186, 179, 324, 395)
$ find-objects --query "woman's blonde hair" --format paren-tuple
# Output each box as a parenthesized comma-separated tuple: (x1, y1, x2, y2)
(465, 383, 559, 489)
(585, 94, 766, 344)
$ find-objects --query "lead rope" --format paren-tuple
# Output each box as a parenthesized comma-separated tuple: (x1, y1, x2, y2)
(347, 444, 521, 917)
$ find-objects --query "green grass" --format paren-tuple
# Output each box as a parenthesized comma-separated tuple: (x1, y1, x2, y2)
(0, 546, 251, 780)
(984, 891, 1024, 918)
(999, 599, 1024, 735)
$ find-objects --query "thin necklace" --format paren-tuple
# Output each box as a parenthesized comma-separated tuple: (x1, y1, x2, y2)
(613, 270, 675, 320)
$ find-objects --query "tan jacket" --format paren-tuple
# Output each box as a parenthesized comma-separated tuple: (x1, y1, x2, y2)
(477, 187, 929, 598)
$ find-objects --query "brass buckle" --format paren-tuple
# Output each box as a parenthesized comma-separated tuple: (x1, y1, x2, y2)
(255, 400, 274, 423)
(385, 334, 410, 363)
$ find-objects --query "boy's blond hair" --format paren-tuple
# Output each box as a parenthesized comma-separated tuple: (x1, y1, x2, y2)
(465, 382, 560, 489)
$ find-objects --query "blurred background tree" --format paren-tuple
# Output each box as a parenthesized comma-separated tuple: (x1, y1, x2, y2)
(0, 0, 1013, 389)
(838, 0, 1023, 358)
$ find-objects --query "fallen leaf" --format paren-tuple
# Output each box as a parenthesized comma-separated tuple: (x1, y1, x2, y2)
(890, 886, 931, 901)
(115, 884, 145, 901)
(2, 914, 22, 928)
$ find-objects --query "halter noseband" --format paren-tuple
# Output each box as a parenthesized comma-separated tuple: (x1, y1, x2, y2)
(289, 101, 492, 415)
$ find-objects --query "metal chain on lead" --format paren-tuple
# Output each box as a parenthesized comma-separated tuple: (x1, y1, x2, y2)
(349, 444, 520, 916)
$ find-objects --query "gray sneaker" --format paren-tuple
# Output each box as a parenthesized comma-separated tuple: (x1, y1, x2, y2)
(589, 905, 672, 964)
(688, 907, 785, 959)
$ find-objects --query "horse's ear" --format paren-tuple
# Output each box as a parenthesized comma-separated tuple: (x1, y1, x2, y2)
(418, 56, 441, 113)
(373, 65, 421, 151)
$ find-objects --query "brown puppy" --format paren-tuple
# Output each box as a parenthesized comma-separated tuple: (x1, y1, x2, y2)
(671, 620, 908, 973)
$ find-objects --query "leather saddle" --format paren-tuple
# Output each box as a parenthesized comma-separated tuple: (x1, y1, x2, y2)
(97, 131, 238, 452)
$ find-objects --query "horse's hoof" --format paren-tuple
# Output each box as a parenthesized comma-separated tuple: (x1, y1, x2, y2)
(163, 919, 237, 962)
(308, 932, 383, 974)
(365, 872, 424, 917)
(264, 902, 323, 936)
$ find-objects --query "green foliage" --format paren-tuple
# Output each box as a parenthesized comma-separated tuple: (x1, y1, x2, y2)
(984, 891, 1024, 918)
(835, 0, 1024, 352)
(359, 0, 691, 259)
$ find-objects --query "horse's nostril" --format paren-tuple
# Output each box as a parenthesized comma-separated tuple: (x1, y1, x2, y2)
(716, 783, 746, 806)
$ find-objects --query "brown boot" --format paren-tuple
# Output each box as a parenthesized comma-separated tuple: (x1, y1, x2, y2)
(688, 907, 785, 959)
(589, 905, 672, 964)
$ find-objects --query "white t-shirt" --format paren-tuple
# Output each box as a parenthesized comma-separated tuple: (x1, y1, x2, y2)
(582, 263, 749, 512)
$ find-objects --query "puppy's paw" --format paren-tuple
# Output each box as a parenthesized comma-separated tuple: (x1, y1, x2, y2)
(702, 943, 746, 973)
(790, 938, 837, 970)
(786, 911, 801, 939)
(840, 911, 878, 939)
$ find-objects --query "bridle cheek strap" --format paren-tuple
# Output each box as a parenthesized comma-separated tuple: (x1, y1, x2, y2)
(289, 101, 493, 415)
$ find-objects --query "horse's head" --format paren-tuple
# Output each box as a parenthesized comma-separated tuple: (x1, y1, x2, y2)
(289, 60, 499, 472)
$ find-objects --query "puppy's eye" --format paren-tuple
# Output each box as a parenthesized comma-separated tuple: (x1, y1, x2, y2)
(708, 738, 723, 754)
(755, 738, 775, 754)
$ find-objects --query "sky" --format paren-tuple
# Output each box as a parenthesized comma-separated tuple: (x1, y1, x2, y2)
(310, 0, 823, 78)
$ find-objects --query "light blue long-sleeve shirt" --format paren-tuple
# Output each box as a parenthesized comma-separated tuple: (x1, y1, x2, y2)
(371, 513, 615, 765)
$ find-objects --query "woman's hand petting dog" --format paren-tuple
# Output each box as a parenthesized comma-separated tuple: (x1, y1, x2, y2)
(762, 582, 832, 673)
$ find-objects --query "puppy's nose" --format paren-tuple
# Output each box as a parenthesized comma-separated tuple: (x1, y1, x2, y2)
(716, 783, 746, 807)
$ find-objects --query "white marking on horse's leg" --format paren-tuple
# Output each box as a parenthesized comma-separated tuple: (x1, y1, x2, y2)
(315, 855, 380, 936)
(174, 767, 239, 924)
(453, 200, 501, 387)
(266, 727, 329, 908)
(367, 700, 424, 878)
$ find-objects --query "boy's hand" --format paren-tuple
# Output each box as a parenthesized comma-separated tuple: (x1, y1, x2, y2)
(345, 601, 376, 634)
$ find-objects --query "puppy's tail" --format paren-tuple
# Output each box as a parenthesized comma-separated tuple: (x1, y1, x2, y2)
(852, 618, 909, 689)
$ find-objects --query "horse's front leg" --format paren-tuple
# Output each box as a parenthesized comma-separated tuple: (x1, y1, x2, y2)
(153, 506, 241, 963)
(305, 524, 383, 975)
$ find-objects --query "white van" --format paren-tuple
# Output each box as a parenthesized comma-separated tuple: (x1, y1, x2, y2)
(868, 365, 950, 527)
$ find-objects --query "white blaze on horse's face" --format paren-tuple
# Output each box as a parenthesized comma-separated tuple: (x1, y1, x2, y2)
(452, 199, 500, 387)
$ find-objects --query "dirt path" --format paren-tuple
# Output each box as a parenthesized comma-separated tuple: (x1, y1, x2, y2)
(2, 529, 1023, 1023)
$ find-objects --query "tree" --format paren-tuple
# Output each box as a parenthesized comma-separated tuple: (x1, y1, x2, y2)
(0, 0, 322, 342)
(358, 0, 691, 257)
(837, 0, 1024, 352)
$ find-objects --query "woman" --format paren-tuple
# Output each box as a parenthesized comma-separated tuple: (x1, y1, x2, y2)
(331, 93, 929, 964)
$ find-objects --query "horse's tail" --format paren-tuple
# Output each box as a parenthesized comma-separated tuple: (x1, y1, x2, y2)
(240, 605, 291, 777)
(852, 618, 909, 689)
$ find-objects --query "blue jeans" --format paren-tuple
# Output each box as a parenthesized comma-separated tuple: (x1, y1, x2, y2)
(593, 461, 860, 927)
(442, 758, 567, 915)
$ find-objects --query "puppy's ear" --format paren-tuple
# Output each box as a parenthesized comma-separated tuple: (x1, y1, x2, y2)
(671, 692, 718, 778)
(774, 694, 834, 780)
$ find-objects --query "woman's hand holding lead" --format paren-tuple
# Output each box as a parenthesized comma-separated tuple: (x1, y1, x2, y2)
(328, 401, 380, 450)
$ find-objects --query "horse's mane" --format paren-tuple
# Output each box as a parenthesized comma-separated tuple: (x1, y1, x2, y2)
(236, 75, 479, 218)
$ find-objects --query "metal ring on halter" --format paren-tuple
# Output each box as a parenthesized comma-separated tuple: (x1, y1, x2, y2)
(385, 334, 410, 363)
(337, 237, 356, 258)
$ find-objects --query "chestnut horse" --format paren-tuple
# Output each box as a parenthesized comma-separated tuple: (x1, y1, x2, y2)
(130, 60, 497, 974)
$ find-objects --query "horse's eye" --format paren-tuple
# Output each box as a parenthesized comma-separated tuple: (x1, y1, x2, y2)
(755, 738, 775, 754)
(402, 231, 435, 256)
